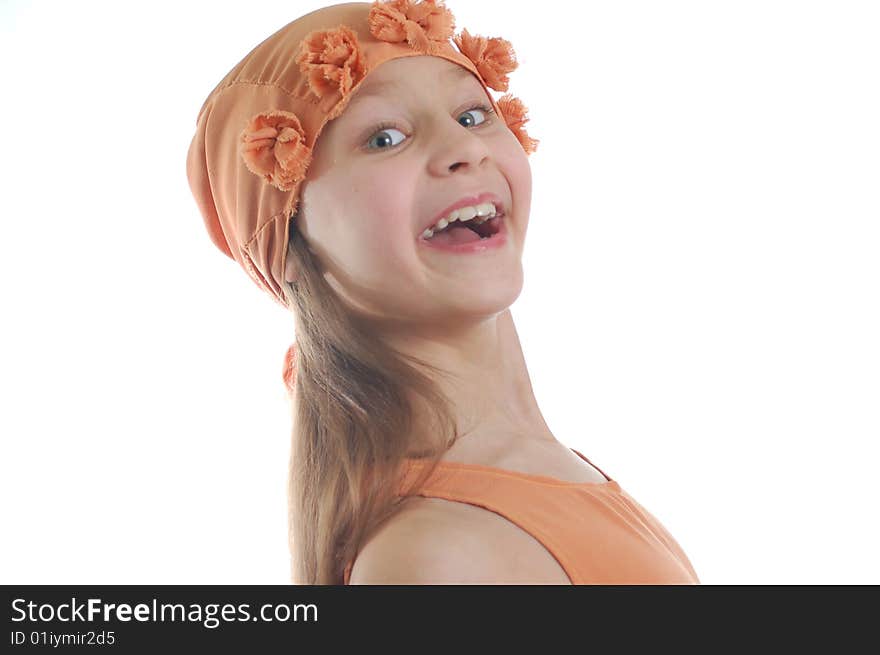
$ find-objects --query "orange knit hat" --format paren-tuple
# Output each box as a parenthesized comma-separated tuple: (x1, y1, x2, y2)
(186, 0, 537, 316)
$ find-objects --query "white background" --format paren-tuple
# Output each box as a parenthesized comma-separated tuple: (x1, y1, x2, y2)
(1, 0, 877, 584)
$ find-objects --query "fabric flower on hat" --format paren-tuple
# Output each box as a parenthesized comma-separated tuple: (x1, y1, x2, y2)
(296, 25, 367, 102)
(239, 110, 312, 192)
(452, 28, 517, 92)
(368, 0, 456, 55)
(496, 94, 539, 155)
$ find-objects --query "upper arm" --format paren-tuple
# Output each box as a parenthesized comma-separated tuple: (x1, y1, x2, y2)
(348, 507, 498, 585)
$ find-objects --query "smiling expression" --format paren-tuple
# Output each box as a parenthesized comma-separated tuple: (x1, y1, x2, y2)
(291, 55, 533, 328)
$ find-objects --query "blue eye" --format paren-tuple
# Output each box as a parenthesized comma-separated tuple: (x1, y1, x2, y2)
(457, 106, 491, 128)
(363, 104, 496, 152)
(365, 126, 406, 151)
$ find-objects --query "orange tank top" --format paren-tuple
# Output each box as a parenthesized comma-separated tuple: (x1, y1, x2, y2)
(343, 447, 699, 585)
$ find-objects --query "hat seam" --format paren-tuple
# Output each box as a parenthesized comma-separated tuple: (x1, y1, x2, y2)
(244, 207, 288, 253)
(240, 239, 287, 309)
(205, 78, 299, 115)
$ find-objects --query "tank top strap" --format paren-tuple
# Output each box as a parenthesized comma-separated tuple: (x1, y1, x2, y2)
(342, 447, 614, 584)
(396, 446, 612, 490)
(344, 461, 552, 585)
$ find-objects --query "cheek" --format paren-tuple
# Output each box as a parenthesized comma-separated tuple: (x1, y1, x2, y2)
(497, 140, 533, 215)
(347, 162, 416, 233)
(334, 163, 419, 267)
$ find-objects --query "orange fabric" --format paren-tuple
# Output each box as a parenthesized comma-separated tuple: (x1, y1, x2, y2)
(343, 448, 699, 584)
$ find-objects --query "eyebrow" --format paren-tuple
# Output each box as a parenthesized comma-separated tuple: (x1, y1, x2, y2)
(348, 65, 475, 105)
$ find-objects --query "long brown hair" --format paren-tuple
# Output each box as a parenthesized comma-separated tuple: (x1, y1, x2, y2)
(281, 214, 461, 584)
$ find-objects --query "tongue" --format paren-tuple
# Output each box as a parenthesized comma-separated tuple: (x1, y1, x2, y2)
(429, 222, 482, 245)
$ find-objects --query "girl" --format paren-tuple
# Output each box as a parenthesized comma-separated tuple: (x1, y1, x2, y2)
(186, 0, 699, 585)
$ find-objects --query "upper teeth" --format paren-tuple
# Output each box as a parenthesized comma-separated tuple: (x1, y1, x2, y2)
(422, 202, 499, 239)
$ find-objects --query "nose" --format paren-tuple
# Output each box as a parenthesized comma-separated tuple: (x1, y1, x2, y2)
(428, 115, 491, 176)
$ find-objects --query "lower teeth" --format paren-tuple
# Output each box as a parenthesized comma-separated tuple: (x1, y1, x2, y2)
(424, 215, 500, 241)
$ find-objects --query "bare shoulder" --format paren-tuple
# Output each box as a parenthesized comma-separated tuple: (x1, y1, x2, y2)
(348, 497, 516, 585)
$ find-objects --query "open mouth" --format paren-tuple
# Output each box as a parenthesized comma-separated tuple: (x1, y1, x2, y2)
(418, 213, 508, 253)
(420, 212, 504, 244)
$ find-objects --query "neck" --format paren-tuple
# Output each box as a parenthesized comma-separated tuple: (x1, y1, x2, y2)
(383, 308, 555, 459)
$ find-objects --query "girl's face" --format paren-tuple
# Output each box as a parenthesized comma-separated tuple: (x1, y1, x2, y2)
(293, 55, 532, 331)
